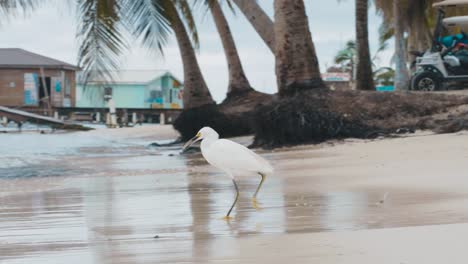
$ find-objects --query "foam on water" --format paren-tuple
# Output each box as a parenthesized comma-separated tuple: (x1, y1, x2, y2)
(0, 127, 144, 177)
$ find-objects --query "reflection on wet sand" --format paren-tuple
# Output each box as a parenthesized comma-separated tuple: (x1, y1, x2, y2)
(2, 131, 468, 263)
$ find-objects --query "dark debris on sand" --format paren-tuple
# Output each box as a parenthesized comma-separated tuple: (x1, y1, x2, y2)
(174, 88, 468, 148)
(251, 89, 468, 148)
(173, 104, 252, 141)
(173, 90, 275, 141)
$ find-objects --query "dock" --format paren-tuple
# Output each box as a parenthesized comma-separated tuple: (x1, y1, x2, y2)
(0, 106, 91, 130)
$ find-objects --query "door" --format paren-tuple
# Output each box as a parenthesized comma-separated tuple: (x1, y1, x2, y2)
(24, 73, 39, 106)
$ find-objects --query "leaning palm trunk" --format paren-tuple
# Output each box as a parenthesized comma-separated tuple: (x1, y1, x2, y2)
(209, 0, 253, 97)
(168, 4, 215, 109)
(393, 0, 410, 91)
(274, 0, 325, 95)
(232, 0, 275, 53)
(355, 0, 375, 90)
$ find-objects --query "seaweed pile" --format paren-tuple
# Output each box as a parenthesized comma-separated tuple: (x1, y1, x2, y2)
(174, 88, 468, 148)
(251, 89, 468, 147)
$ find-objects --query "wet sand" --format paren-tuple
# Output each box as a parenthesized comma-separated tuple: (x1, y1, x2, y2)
(2, 126, 468, 263)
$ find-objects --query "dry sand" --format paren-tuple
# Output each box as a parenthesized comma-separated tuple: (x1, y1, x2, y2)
(1, 126, 468, 263)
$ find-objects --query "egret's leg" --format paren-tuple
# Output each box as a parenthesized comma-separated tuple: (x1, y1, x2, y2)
(225, 178, 239, 219)
(252, 173, 265, 210)
(253, 173, 266, 198)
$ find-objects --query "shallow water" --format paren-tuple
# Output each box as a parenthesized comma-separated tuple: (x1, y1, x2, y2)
(2, 129, 468, 263)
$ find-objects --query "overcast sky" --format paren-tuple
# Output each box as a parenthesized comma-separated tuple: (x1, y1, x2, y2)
(0, 0, 392, 102)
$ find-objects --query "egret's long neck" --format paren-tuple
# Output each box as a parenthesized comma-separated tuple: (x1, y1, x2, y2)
(200, 135, 218, 150)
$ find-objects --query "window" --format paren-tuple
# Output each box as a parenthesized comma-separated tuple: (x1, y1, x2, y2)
(9, 82, 15, 88)
(150, 90, 162, 99)
(104, 87, 113, 96)
(104, 87, 113, 100)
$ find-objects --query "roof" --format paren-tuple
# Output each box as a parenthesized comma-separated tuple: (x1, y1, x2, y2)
(443, 16, 468, 27)
(77, 70, 183, 85)
(433, 0, 468, 7)
(0, 48, 79, 70)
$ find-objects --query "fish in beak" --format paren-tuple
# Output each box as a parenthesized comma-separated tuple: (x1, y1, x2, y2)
(182, 132, 202, 152)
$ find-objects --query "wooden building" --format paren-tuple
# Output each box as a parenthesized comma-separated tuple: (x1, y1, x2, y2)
(0, 48, 78, 111)
(77, 70, 183, 109)
(75, 70, 184, 124)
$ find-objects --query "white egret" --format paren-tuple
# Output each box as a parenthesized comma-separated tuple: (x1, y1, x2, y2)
(182, 127, 273, 219)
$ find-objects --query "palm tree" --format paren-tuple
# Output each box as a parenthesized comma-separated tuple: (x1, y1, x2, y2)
(231, 0, 275, 53)
(335, 40, 388, 77)
(374, 67, 395, 86)
(375, 0, 432, 76)
(164, 1, 215, 108)
(355, 0, 374, 90)
(208, 0, 253, 97)
(374, 0, 409, 90)
(392, 0, 410, 90)
(274, 0, 325, 95)
(406, 0, 433, 53)
(77, 0, 215, 109)
(334, 40, 356, 79)
(377, 0, 468, 52)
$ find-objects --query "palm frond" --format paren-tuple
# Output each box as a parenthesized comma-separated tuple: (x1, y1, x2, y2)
(122, 0, 172, 54)
(174, 0, 199, 49)
(0, 0, 42, 25)
(334, 40, 356, 64)
(378, 22, 394, 46)
(334, 51, 353, 64)
(0, 0, 41, 12)
(123, 0, 199, 52)
(76, 0, 128, 85)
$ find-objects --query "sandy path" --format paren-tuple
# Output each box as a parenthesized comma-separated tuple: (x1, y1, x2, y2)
(1, 127, 468, 263)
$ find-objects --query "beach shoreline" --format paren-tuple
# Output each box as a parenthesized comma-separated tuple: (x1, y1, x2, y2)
(1, 125, 468, 263)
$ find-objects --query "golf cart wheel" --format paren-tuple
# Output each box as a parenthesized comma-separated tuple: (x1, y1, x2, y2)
(411, 71, 442, 91)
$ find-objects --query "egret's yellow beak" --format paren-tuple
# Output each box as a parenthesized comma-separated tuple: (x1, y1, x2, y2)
(182, 132, 201, 152)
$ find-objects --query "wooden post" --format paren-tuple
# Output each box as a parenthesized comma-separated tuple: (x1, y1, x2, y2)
(132, 112, 137, 124)
(160, 113, 165, 125)
(1, 116, 7, 127)
(107, 99, 117, 128)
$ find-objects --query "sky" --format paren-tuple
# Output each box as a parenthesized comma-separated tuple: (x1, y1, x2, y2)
(0, 0, 393, 102)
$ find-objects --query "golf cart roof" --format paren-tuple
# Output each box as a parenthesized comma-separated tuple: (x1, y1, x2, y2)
(443, 16, 468, 27)
(434, 0, 468, 7)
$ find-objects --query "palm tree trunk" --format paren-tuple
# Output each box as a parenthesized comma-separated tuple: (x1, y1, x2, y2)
(274, 0, 325, 96)
(414, 1, 432, 52)
(232, 0, 275, 53)
(355, 0, 375, 91)
(407, 0, 431, 71)
(209, 0, 253, 97)
(393, 0, 409, 91)
(407, 29, 418, 71)
(169, 4, 215, 109)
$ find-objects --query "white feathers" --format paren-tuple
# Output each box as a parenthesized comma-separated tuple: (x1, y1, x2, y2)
(197, 127, 273, 176)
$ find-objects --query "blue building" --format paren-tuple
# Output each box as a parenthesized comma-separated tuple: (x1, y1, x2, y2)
(76, 71, 184, 110)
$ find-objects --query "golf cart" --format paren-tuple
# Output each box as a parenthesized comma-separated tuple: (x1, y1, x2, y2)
(411, 0, 468, 91)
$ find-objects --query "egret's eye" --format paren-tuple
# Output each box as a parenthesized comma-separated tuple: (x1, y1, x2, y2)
(196, 132, 201, 138)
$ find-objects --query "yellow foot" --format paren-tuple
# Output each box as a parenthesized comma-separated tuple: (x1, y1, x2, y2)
(221, 215, 234, 221)
(252, 198, 263, 210)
